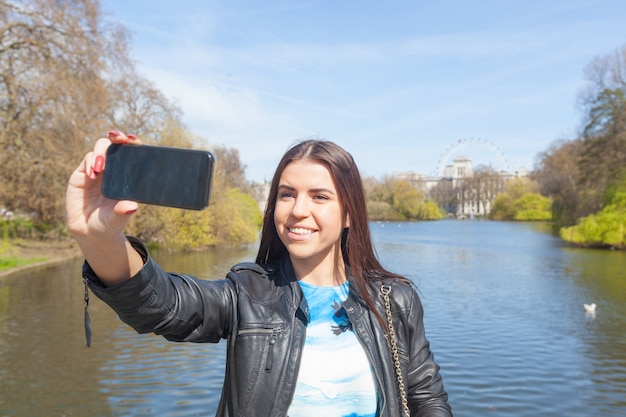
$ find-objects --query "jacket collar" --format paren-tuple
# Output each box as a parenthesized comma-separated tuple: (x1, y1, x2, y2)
(275, 256, 310, 323)
(275, 256, 369, 322)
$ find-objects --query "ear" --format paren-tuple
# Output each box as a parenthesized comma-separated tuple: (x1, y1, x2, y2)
(344, 213, 350, 228)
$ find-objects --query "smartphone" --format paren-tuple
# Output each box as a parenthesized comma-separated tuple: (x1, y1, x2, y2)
(102, 144, 215, 210)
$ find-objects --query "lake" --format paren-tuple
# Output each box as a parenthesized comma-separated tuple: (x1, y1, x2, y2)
(0, 220, 624, 416)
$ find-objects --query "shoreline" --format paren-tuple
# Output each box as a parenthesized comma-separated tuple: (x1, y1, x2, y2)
(0, 240, 83, 279)
(0, 253, 83, 279)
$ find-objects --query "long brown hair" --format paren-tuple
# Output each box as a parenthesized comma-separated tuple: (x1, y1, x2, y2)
(256, 140, 408, 326)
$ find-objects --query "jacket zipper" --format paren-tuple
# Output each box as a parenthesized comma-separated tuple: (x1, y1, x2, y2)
(83, 278, 92, 348)
(236, 326, 284, 372)
(265, 327, 280, 372)
(345, 305, 387, 413)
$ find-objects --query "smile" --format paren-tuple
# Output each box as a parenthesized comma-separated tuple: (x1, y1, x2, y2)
(289, 227, 314, 235)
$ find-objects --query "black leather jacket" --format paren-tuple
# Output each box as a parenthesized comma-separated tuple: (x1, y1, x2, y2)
(84, 238, 452, 417)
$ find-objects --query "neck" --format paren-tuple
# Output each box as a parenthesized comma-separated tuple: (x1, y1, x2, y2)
(290, 252, 346, 287)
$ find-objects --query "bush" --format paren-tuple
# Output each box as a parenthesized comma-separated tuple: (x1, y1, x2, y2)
(0, 216, 38, 239)
(513, 194, 553, 221)
(417, 201, 446, 220)
(211, 188, 263, 245)
(490, 192, 552, 221)
(367, 201, 402, 221)
(560, 191, 626, 248)
(490, 194, 514, 220)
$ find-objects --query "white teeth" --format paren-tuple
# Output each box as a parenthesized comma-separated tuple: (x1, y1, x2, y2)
(290, 227, 312, 235)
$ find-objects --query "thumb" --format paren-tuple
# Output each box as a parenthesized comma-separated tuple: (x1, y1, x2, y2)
(110, 200, 139, 228)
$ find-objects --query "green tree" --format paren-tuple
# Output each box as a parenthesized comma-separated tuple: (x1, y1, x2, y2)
(560, 172, 626, 248)
(560, 191, 626, 249)
(162, 207, 218, 250)
(490, 193, 514, 220)
(211, 188, 262, 245)
(417, 201, 445, 220)
(513, 194, 552, 221)
(489, 178, 552, 221)
(391, 180, 424, 219)
(367, 176, 403, 220)
(366, 201, 402, 221)
(124, 125, 263, 249)
(367, 177, 444, 220)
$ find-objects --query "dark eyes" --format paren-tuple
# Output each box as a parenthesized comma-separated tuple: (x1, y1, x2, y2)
(277, 191, 330, 201)
(278, 191, 295, 199)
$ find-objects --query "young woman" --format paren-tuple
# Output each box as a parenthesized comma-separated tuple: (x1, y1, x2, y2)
(66, 132, 453, 417)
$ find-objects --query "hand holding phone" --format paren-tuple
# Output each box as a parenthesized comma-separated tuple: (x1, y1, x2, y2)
(102, 144, 215, 210)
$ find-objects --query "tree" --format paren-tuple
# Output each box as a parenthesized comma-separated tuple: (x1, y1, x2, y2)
(502, 177, 538, 199)
(560, 171, 626, 248)
(489, 177, 552, 221)
(211, 188, 262, 246)
(513, 194, 552, 221)
(0, 0, 264, 248)
(429, 179, 456, 215)
(367, 201, 401, 221)
(366, 176, 443, 220)
(122, 124, 262, 249)
(489, 194, 514, 220)
(416, 200, 445, 220)
(390, 180, 424, 219)
(462, 165, 505, 215)
(535, 45, 626, 230)
(211, 145, 250, 192)
(533, 139, 585, 226)
(105, 70, 183, 143)
(560, 190, 626, 249)
(0, 0, 129, 226)
(577, 45, 626, 213)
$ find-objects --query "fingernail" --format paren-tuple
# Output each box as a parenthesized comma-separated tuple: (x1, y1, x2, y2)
(127, 134, 137, 140)
(88, 167, 97, 180)
(93, 155, 104, 173)
(108, 130, 121, 137)
(125, 209, 138, 215)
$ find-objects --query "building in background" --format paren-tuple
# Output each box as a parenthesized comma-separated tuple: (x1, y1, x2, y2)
(397, 156, 529, 218)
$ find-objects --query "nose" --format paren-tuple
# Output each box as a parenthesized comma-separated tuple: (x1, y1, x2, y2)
(291, 195, 310, 218)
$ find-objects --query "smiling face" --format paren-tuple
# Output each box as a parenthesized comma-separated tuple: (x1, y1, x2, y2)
(274, 159, 349, 284)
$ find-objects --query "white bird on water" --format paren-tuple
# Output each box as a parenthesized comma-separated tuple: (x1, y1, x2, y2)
(583, 303, 597, 313)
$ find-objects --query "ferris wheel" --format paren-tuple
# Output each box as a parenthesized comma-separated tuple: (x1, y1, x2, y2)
(435, 138, 511, 177)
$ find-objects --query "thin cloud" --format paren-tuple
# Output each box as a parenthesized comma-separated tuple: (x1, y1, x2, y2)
(105, 0, 626, 180)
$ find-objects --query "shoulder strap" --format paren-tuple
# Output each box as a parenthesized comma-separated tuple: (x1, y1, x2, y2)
(381, 284, 410, 417)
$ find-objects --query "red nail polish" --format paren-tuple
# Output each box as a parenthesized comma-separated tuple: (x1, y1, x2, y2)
(108, 130, 121, 137)
(88, 167, 96, 180)
(127, 134, 137, 140)
(93, 155, 104, 173)
(125, 209, 137, 215)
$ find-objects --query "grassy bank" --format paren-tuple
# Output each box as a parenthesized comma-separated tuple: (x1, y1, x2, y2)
(0, 238, 82, 277)
(0, 255, 48, 272)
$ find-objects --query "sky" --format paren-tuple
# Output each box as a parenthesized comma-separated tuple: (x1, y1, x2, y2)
(101, 0, 626, 182)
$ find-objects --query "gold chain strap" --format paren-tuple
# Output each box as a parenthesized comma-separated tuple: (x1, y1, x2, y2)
(381, 284, 410, 417)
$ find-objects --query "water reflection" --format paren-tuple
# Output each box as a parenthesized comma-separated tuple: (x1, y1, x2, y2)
(562, 247, 626, 410)
(0, 258, 115, 416)
(100, 328, 226, 416)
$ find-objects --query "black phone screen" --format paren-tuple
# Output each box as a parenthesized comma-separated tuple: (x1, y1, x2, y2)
(102, 144, 214, 210)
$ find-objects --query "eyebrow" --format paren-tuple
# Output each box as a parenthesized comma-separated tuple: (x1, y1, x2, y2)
(277, 184, 336, 195)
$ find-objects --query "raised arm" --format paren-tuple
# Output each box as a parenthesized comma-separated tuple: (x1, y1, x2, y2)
(66, 131, 144, 285)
